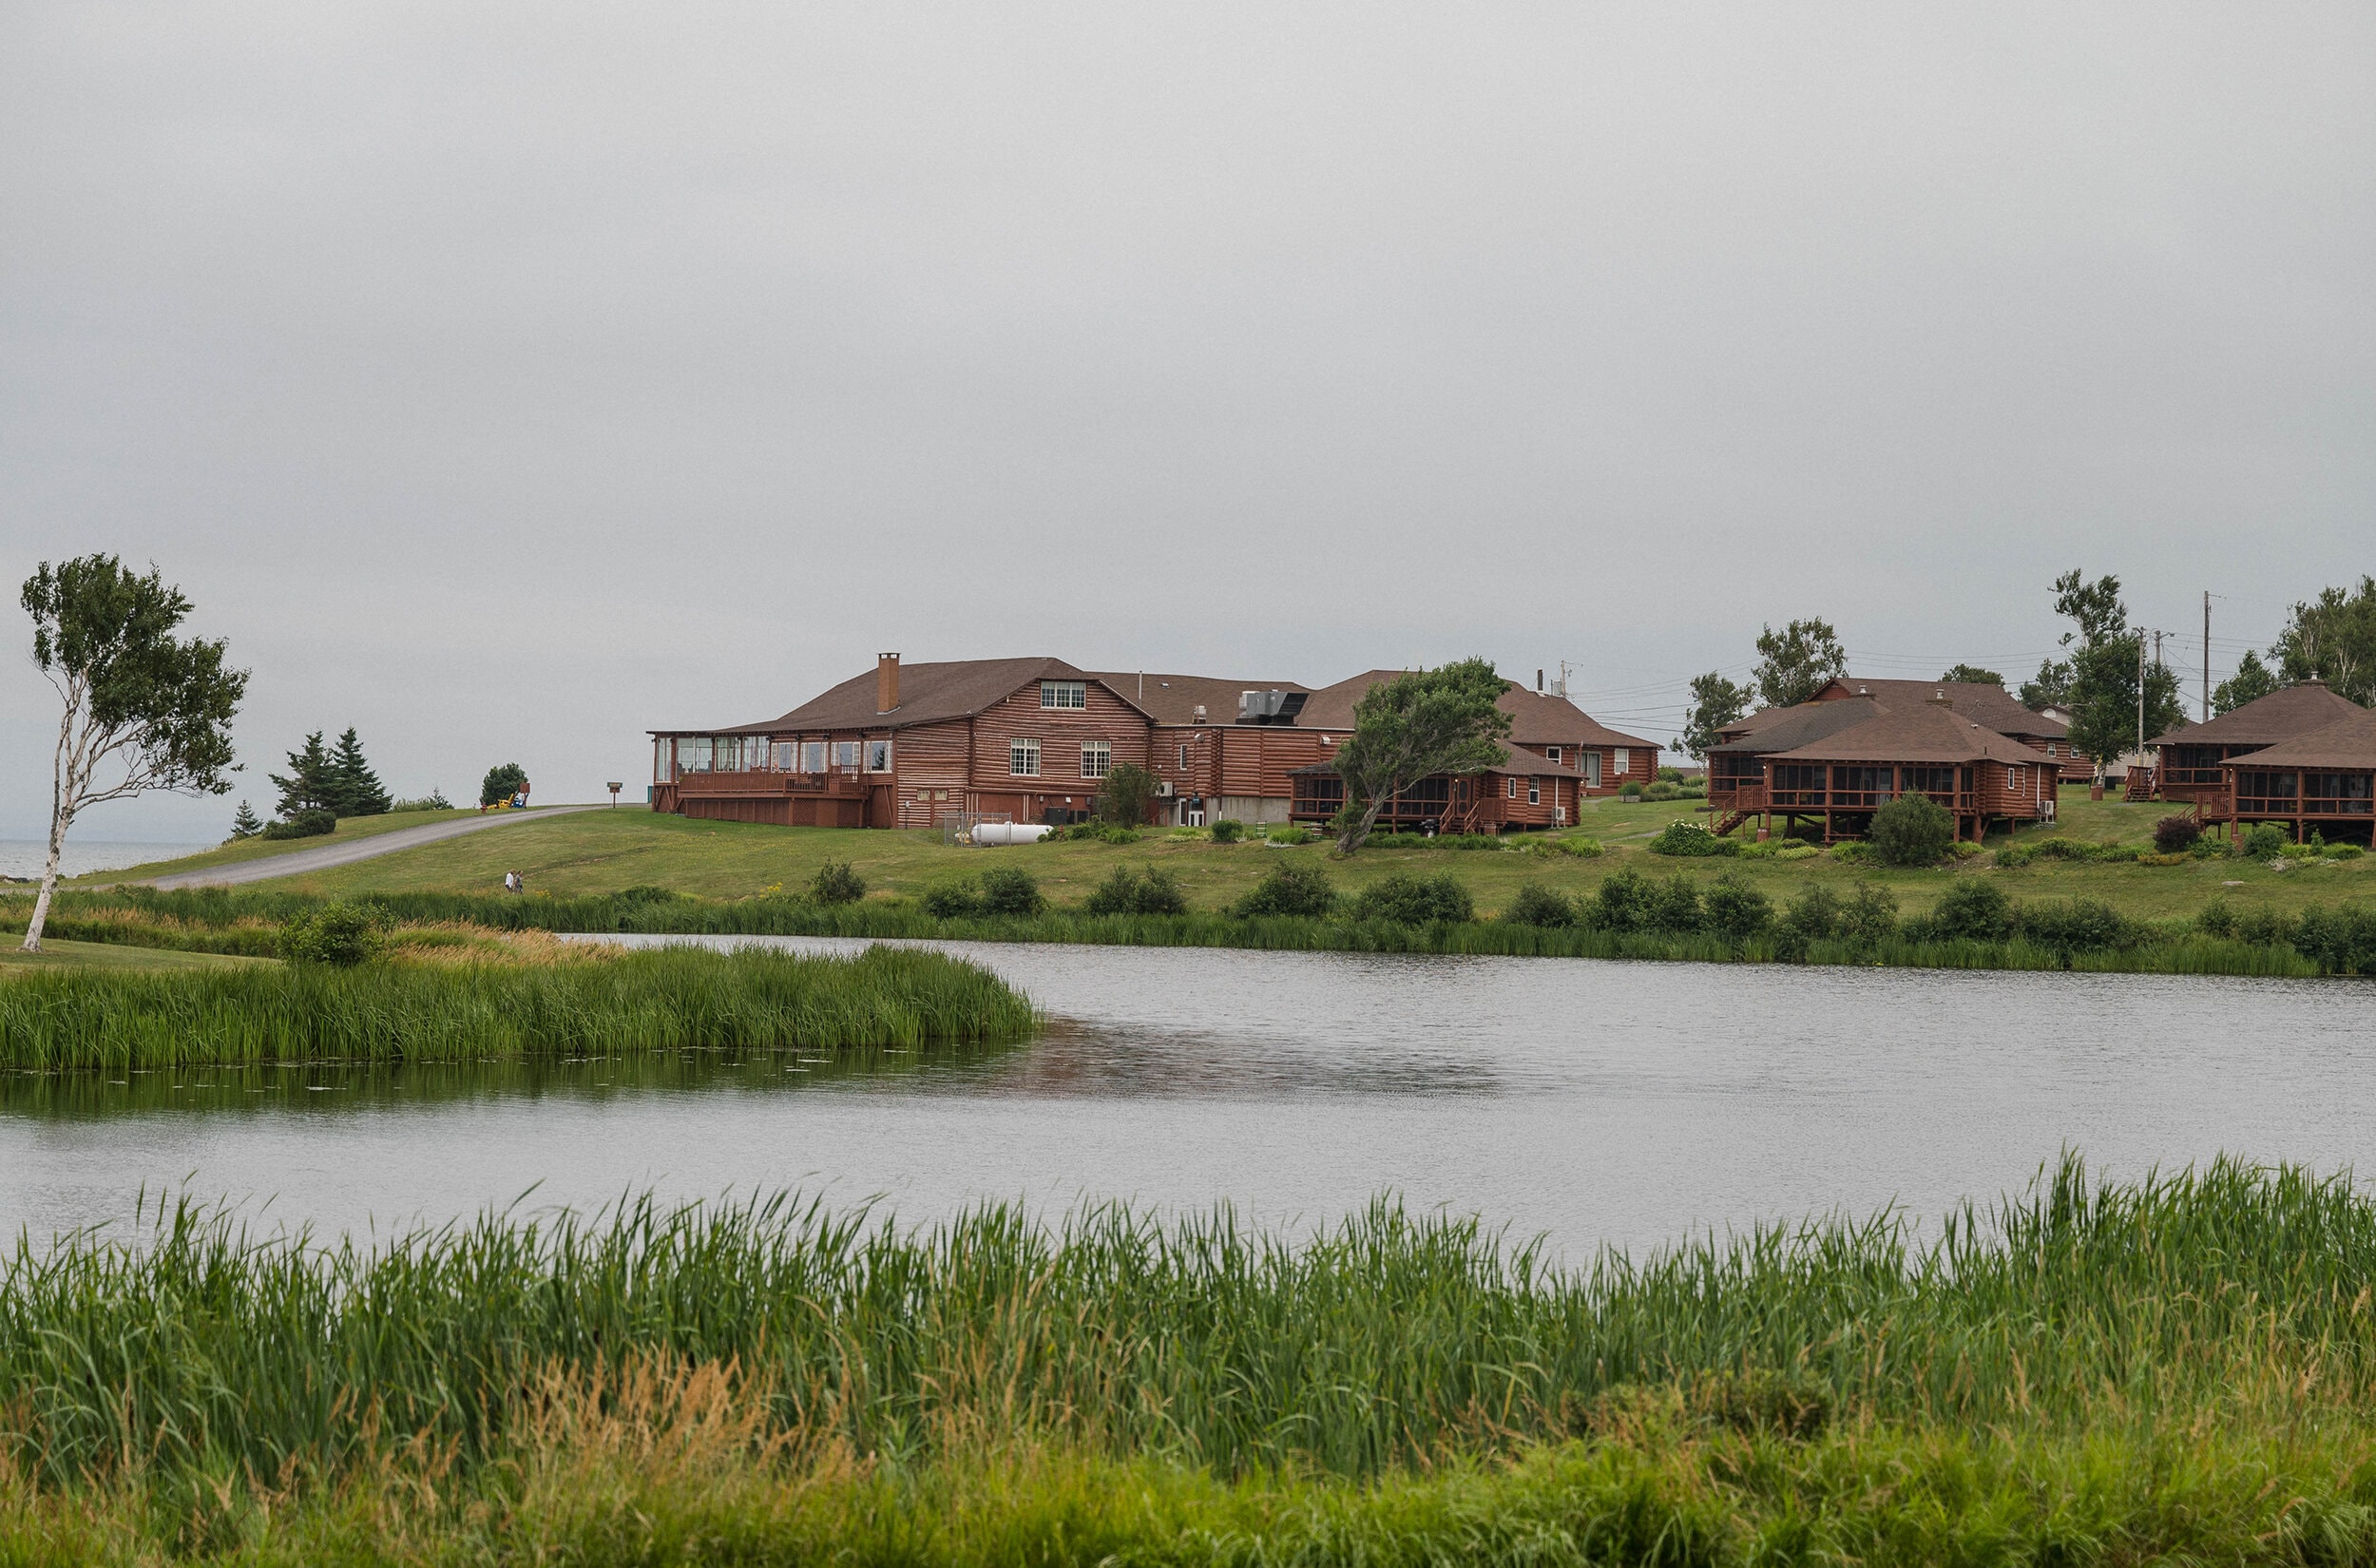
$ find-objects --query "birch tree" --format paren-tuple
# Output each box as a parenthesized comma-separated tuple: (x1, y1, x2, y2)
(20, 556, 246, 951)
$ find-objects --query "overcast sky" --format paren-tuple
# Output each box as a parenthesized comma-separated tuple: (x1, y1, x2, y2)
(5, 4, 2371, 839)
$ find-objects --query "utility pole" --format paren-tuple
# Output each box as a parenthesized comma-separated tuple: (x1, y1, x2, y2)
(2136, 631, 2146, 784)
(2202, 592, 2211, 720)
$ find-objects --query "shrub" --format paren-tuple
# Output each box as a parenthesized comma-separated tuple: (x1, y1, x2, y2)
(1500, 883, 1576, 927)
(1947, 840, 1985, 860)
(1737, 840, 1775, 859)
(1922, 879, 2014, 943)
(1351, 873, 1474, 926)
(977, 867, 1046, 916)
(919, 881, 980, 918)
(809, 862, 867, 906)
(390, 792, 452, 813)
(2241, 822, 2290, 859)
(1702, 874, 1772, 942)
(1095, 762, 1160, 829)
(2153, 814, 2201, 854)
(2330, 844, 2366, 861)
(1061, 823, 1141, 845)
(278, 901, 387, 966)
(1647, 874, 1704, 933)
(479, 762, 528, 808)
(259, 808, 335, 841)
(1640, 779, 1684, 802)
(1588, 868, 1657, 932)
(1209, 819, 1245, 844)
(1868, 794, 1955, 868)
(2294, 905, 2376, 974)
(1840, 882, 1900, 944)
(1232, 863, 1339, 920)
(1647, 818, 1737, 857)
(1618, 781, 1645, 799)
(1267, 824, 1313, 845)
(1830, 841, 1872, 864)
(616, 885, 685, 905)
(2016, 899, 2138, 958)
(1083, 865, 1189, 917)
(2196, 898, 2235, 938)
(1656, 765, 1685, 782)
(1773, 885, 1841, 957)
(1773, 843, 1818, 862)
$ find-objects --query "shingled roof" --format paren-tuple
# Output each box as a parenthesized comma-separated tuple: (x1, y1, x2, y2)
(1086, 672, 1311, 727)
(1293, 671, 1657, 749)
(2218, 706, 2376, 772)
(720, 658, 1152, 734)
(1811, 678, 2067, 739)
(1709, 696, 1885, 755)
(2150, 679, 2366, 749)
(1763, 702, 2050, 767)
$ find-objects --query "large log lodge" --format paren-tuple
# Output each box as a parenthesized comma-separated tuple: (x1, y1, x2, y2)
(648, 655, 1663, 832)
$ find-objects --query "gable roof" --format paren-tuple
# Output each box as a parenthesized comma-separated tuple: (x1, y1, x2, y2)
(1763, 702, 2051, 766)
(1710, 696, 1886, 755)
(1293, 670, 1657, 749)
(1087, 672, 1311, 727)
(1813, 678, 2067, 738)
(724, 658, 1152, 734)
(2219, 706, 2376, 771)
(2150, 680, 2366, 749)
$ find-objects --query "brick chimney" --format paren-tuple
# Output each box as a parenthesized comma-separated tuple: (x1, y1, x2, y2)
(876, 652, 900, 713)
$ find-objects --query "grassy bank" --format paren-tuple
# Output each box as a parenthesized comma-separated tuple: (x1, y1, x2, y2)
(0, 945, 1037, 1071)
(10, 1157, 2376, 1560)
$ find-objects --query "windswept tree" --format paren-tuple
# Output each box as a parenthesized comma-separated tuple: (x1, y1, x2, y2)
(1752, 619, 1848, 708)
(1677, 671, 1752, 759)
(1331, 659, 1511, 853)
(2271, 576, 2376, 705)
(2019, 659, 2073, 713)
(1939, 663, 2005, 686)
(20, 556, 246, 951)
(2213, 648, 2280, 715)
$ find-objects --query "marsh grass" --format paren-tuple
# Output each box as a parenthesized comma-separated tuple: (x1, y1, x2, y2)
(0, 945, 1038, 1071)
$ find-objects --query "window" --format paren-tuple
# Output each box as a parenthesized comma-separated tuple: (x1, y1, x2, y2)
(1614, 748, 1629, 774)
(801, 740, 826, 774)
(1506, 774, 1519, 799)
(654, 737, 674, 783)
(1041, 680, 1086, 710)
(770, 740, 794, 771)
(677, 736, 712, 773)
(2008, 764, 2024, 789)
(834, 741, 859, 770)
(1546, 746, 1562, 763)
(2046, 741, 2059, 756)
(1081, 741, 1111, 779)
(1010, 738, 1041, 776)
(866, 739, 891, 773)
(1178, 744, 1190, 772)
(1527, 778, 1540, 806)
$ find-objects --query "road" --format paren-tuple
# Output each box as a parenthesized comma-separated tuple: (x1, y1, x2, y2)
(136, 805, 606, 889)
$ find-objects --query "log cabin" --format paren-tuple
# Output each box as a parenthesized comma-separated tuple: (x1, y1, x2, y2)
(1708, 697, 2060, 842)
(2148, 680, 2366, 806)
(649, 656, 1653, 832)
(2197, 704, 2376, 845)
(1287, 742, 1590, 834)
(1811, 678, 2080, 775)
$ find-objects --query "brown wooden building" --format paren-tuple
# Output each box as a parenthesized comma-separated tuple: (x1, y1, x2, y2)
(1287, 741, 1591, 834)
(2148, 680, 2366, 805)
(2196, 705, 2376, 845)
(1708, 692, 2060, 842)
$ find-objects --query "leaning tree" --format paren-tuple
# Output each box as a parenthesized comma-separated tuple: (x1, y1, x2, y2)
(1330, 658, 1511, 853)
(20, 555, 246, 951)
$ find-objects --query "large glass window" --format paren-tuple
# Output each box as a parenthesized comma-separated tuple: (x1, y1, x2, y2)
(770, 741, 795, 771)
(715, 736, 741, 772)
(866, 739, 891, 773)
(834, 741, 860, 770)
(1080, 741, 1110, 779)
(677, 736, 713, 773)
(1011, 738, 1042, 776)
(801, 740, 826, 774)
(1041, 680, 1087, 710)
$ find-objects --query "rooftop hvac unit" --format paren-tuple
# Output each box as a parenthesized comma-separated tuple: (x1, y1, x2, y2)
(1236, 689, 1308, 726)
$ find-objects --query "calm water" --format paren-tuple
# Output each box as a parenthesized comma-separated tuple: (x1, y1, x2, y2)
(4, 937, 2372, 1257)
(0, 839, 211, 881)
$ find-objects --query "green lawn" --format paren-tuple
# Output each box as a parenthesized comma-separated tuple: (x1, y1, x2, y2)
(181, 788, 2374, 923)
(65, 806, 486, 884)
(0, 937, 270, 974)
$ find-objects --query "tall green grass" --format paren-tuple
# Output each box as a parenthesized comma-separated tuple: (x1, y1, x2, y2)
(7, 1156, 2375, 1497)
(0, 945, 1037, 1071)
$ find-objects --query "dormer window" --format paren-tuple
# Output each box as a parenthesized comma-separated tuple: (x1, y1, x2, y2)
(1546, 746, 1562, 763)
(1041, 680, 1087, 710)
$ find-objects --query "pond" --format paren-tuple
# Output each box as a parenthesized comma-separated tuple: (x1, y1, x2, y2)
(5, 937, 2371, 1256)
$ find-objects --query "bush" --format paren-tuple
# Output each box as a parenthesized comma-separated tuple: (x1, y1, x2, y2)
(1840, 882, 1900, 944)
(1209, 819, 1245, 844)
(1232, 863, 1338, 920)
(1094, 762, 1161, 829)
(2330, 844, 2366, 860)
(1619, 781, 1645, 799)
(2294, 905, 2376, 974)
(278, 901, 387, 966)
(1647, 873, 1704, 933)
(1266, 824, 1313, 846)
(2016, 898, 2138, 958)
(1588, 868, 1657, 932)
(259, 808, 335, 841)
(1773, 885, 1841, 956)
(1647, 818, 1737, 857)
(1702, 874, 1772, 942)
(1830, 841, 1872, 864)
(1868, 794, 1955, 868)
(1921, 879, 2014, 943)
(2153, 814, 2201, 854)
(388, 792, 452, 813)
(1773, 843, 1819, 862)
(1083, 865, 1189, 917)
(1059, 823, 1141, 845)
(479, 762, 528, 808)
(1947, 840, 1985, 860)
(1500, 883, 1577, 927)
(809, 862, 867, 906)
(978, 867, 1046, 916)
(919, 881, 981, 919)
(2196, 897, 2235, 938)
(1351, 873, 1474, 927)
(1641, 779, 1684, 802)
(2241, 822, 2290, 859)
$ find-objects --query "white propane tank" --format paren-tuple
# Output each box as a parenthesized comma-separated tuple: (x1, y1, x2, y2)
(971, 822, 1052, 845)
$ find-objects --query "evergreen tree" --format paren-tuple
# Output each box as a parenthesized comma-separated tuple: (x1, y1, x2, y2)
(2213, 649, 2280, 715)
(230, 800, 263, 839)
(328, 726, 392, 816)
(269, 732, 337, 820)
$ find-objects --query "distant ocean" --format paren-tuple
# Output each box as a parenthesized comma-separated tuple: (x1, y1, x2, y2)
(0, 840, 212, 881)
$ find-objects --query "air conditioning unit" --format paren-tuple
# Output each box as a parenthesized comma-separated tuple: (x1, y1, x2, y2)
(1156, 781, 1174, 796)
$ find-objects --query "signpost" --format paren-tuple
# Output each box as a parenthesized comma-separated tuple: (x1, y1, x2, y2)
(606, 781, 623, 808)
